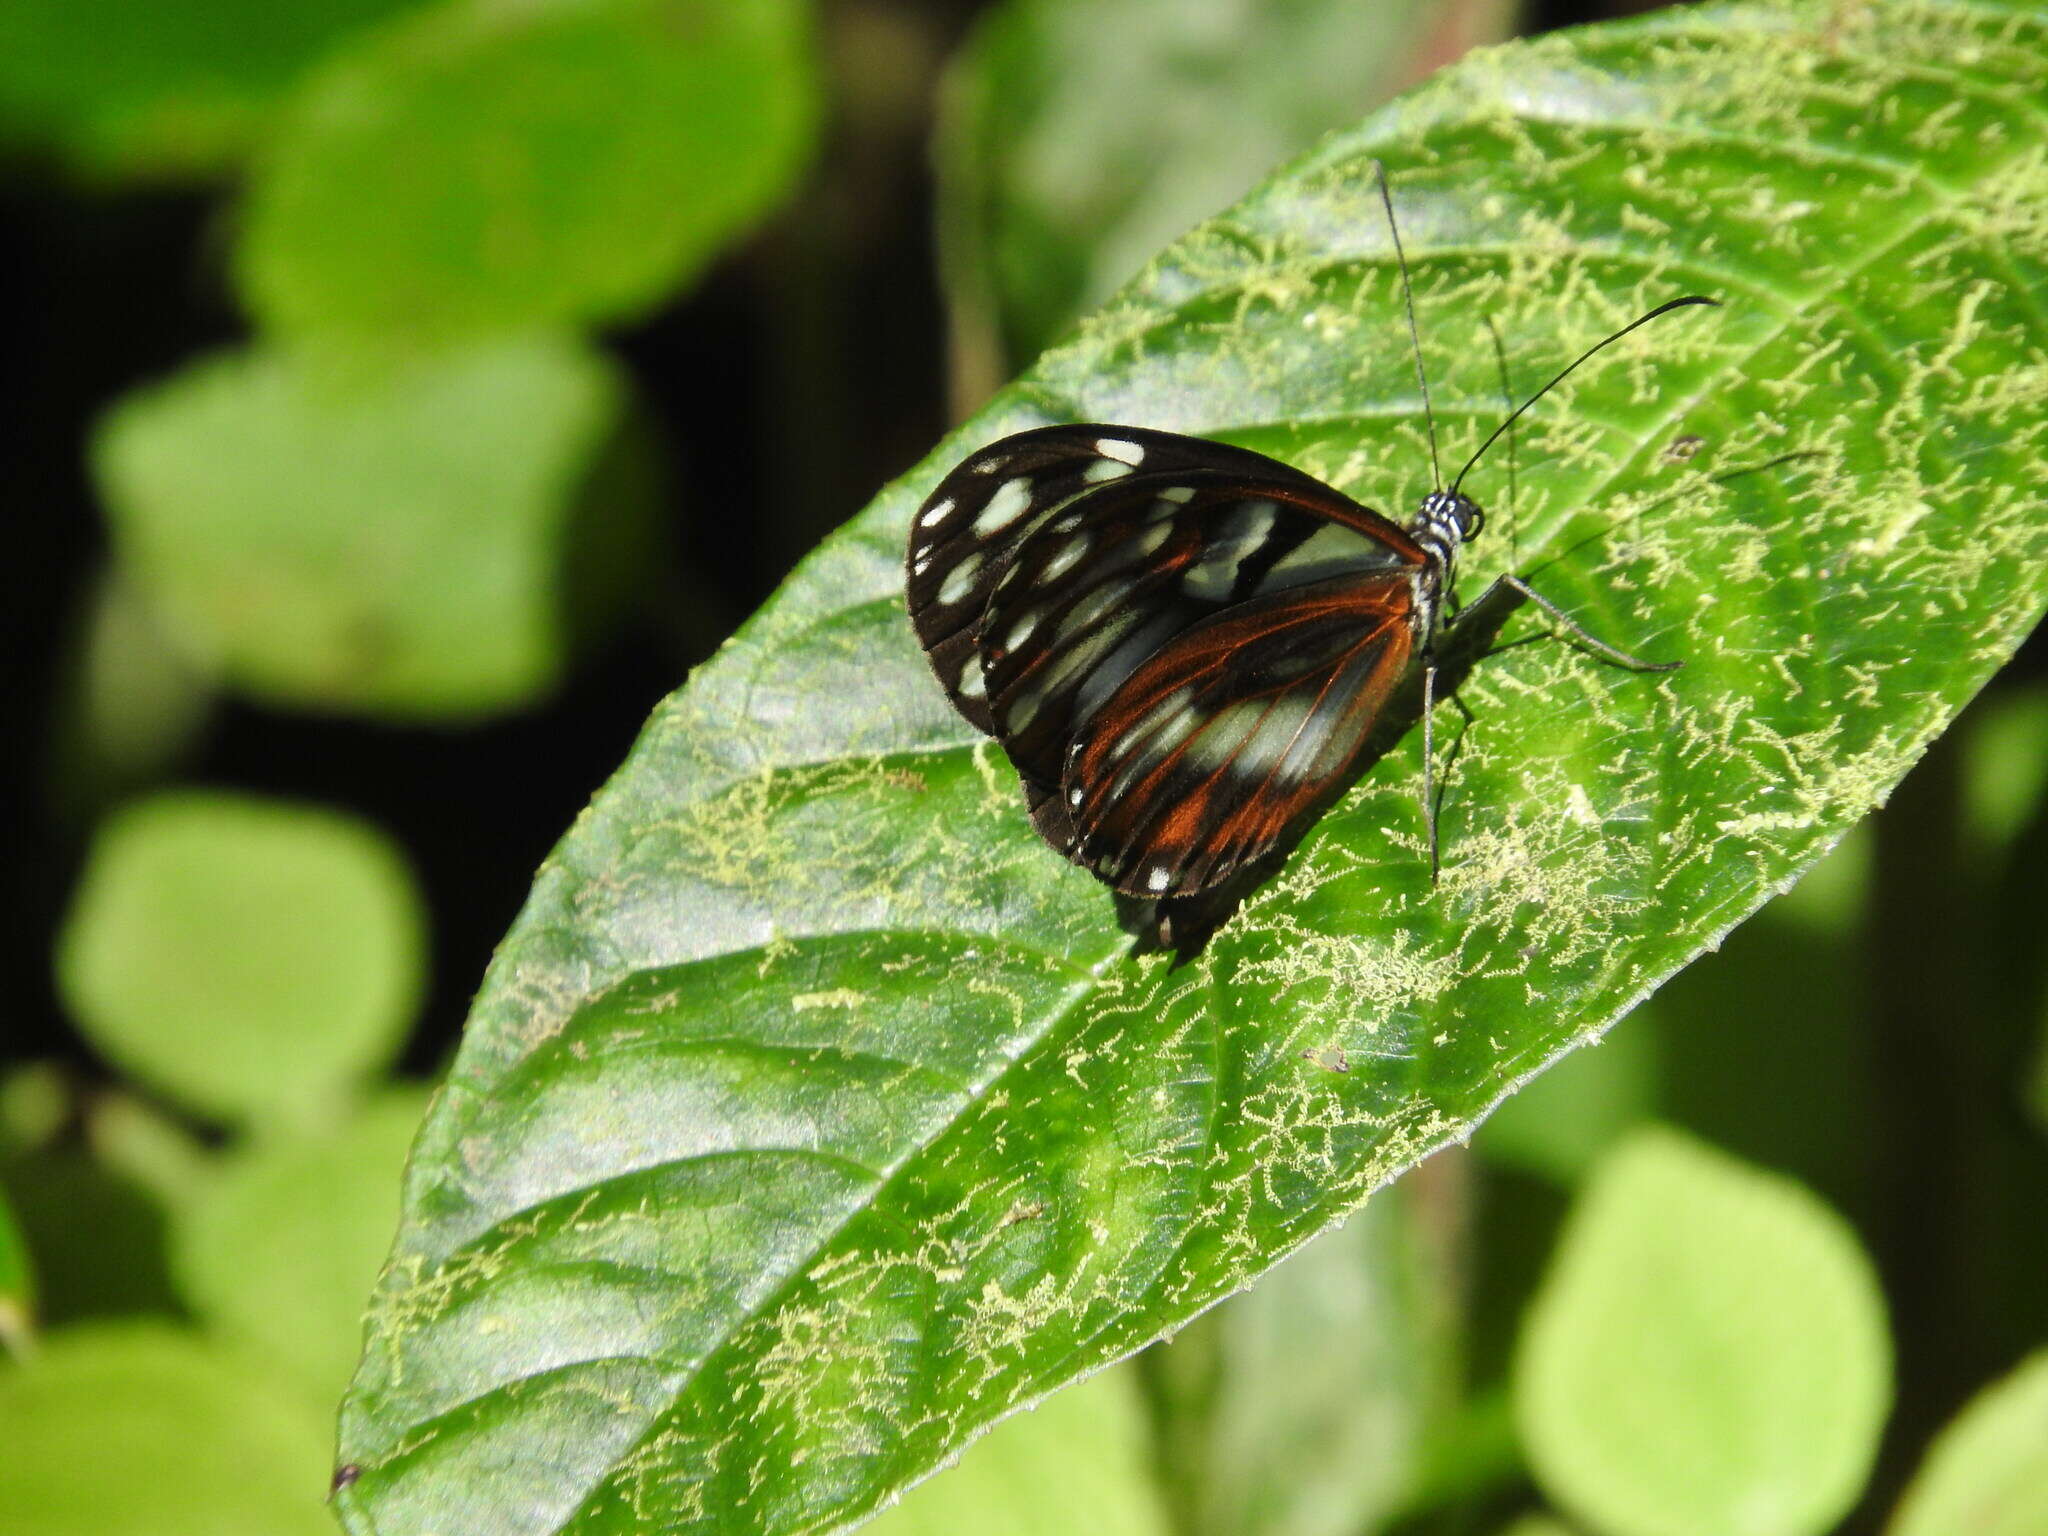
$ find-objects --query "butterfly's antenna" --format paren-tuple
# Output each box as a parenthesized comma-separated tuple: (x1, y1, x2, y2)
(1483, 314, 1518, 571)
(1373, 161, 1442, 488)
(1451, 295, 1719, 496)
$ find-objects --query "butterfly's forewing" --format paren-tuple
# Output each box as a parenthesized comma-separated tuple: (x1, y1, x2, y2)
(1054, 573, 1419, 896)
(905, 426, 1343, 732)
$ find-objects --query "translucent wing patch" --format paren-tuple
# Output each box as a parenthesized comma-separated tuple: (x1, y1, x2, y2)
(1048, 574, 1419, 898)
(905, 424, 1393, 732)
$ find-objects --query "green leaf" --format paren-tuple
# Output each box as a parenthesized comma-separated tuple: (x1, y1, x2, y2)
(0, 1182, 34, 1358)
(0, 1064, 70, 1158)
(1410, 1384, 1524, 1514)
(0, 1323, 333, 1536)
(936, 0, 1515, 379)
(1643, 826, 1876, 1213)
(56, 790, 424, 1128)
(863, 1364, 1169, 1536)
(93, 335, 630, 719)
(1476, 1015, 1658, 1187)
(2031, 1019, 2048, 1142)
(46, 570, 213, 821)
(1147, 1176, 1457, 1536)
(1888, 1350, 2048, 1536)
(1515, 1129, 1891, 1536)
(0, 1152, 180, 1325)
(237, 0, 818, 343)
(84, 1092, 216, 1211)
(335, 6, 2047, 1533)
(0, 0, 416, 181)
(174, 1089, 431, 1404)
(1965, 684, 2048, 851)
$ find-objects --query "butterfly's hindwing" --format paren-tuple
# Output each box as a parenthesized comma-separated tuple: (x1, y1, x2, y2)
(1063, 575, 1419, 896)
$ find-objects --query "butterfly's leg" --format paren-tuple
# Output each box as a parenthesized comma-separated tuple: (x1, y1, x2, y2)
(1425, 681, 1484, 884)
(1421, 652, 1441, 882)
(1494, 575, 1682, 673)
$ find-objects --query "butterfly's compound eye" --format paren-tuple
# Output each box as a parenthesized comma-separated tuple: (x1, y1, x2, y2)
(1417, 490, 1483, 546)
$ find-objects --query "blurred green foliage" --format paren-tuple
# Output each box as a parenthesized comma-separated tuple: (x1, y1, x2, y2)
(236, 0, 818, 343)
(1888, 1351, 2048, 1536)
(56, 791, 423, 1129)
(1516, 1130, 1891, 1536)
(173, 1088, 433, 1404)
(0, 1189, 31, 1358)
(936, 0, 1514, 388)
(0, 1325, 336, 1536)
(2, 0, 2043, 1534)
(864, 1366, 1171, 1536)
(0, 0, 418, 180)
(94, 338, 635, 719)
(1146, 1180, 1461, 1536)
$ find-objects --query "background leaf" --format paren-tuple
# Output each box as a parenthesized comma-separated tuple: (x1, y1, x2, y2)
(0, 0, 416, 181)
(174, 1088, 432, 1404)
(1514, 1128, 1891, 1536)
(92, 336, 633, 719)
(1887, 1349, 2048, 1536)
(862, 1363, 1169, 1536)
(55, 790, 424, 1129)
(1145, 1174, 1460, 1536)
(1474, 1011, 1659, 1187)
(236, 0, 819, 343)
(935, 0, 1516, 389)
(0, 1184, 33, 1358)
(0, 1323, 333, 1536)
(334, 5, 2048, 1533)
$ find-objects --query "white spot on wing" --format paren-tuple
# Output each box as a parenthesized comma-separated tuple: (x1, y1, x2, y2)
(918, 497, 956, 529)
(1096, 438, 1146, 465)
(1006, 685, 1045, 732)
(958, 657, 987, 699)
(1146, 866, 1172, 892)
(1041, 532, 1092, 583)
(974, 478, 1035, 536)
(1182, 498, 1279, 602)
(1084, 458, 1134, 482)
(1258, 522, 1386, 591)
(1062, 581, 1128, 635)
(937, 553, 982, 606)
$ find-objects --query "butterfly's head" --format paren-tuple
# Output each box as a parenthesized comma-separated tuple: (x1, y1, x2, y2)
(1413, 489, 1485, 565)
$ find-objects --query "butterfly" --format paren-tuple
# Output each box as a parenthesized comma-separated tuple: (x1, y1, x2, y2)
(907, 170, 1713, 903)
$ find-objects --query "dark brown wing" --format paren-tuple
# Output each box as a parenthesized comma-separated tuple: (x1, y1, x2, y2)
(1048, 572, 1420, 898)
(904, 424, 1381, 733)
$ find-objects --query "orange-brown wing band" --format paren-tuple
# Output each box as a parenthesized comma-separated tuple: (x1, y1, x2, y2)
(1059, 572, 1418, 897)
